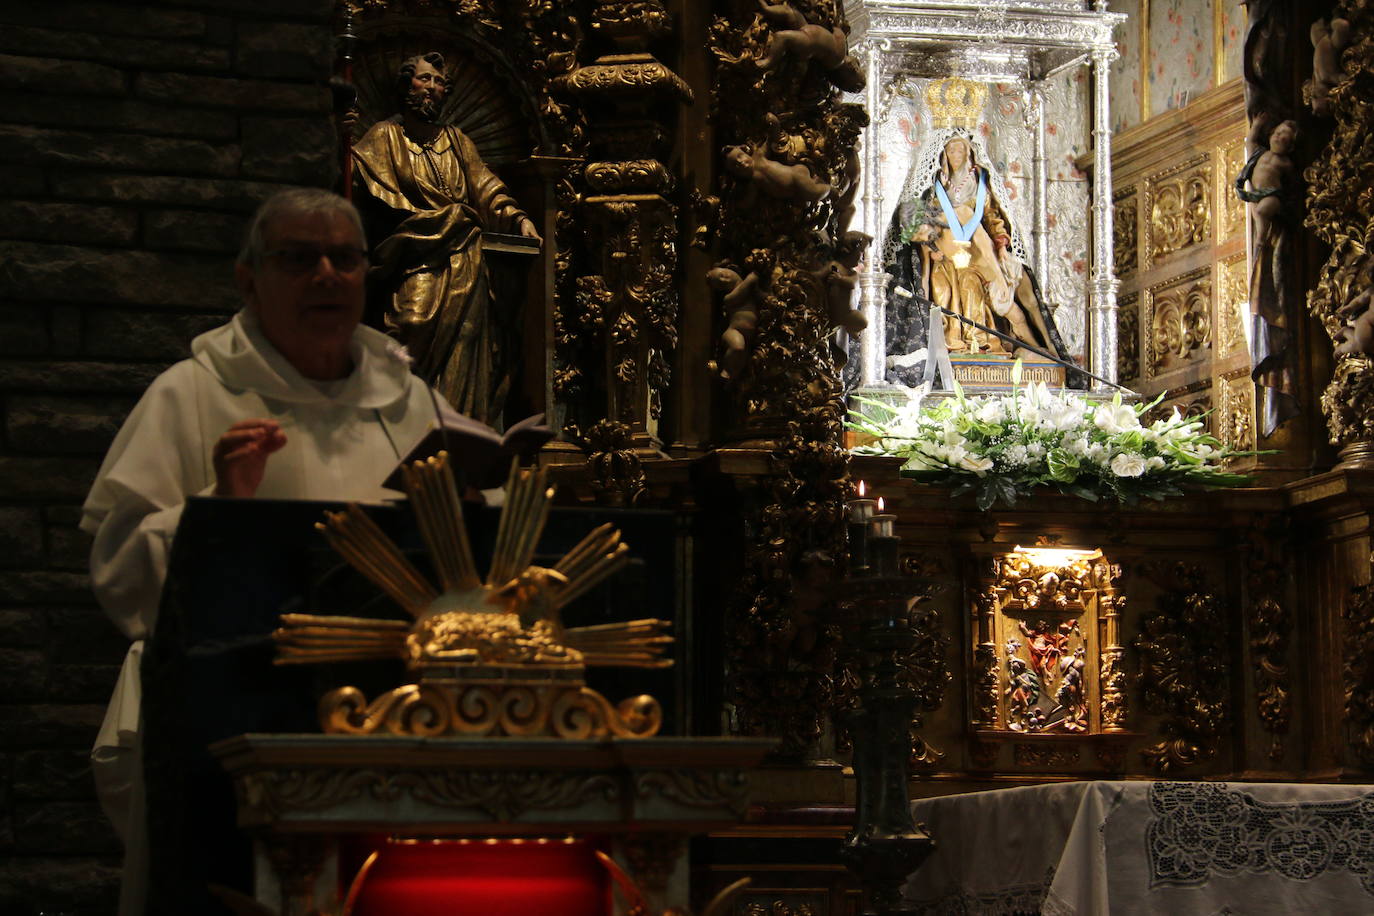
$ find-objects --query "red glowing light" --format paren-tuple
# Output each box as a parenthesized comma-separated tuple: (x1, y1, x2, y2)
(345, 837, 610, 916)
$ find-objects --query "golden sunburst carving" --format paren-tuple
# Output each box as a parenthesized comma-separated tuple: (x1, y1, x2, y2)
(274, 455, 672, 738)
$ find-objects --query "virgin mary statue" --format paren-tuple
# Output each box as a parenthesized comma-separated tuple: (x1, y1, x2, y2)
(882, 130, 1069, 379)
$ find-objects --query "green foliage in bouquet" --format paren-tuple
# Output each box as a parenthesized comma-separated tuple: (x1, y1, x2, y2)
(848, 363, 1260, 511)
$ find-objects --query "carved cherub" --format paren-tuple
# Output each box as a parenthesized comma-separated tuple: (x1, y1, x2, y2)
(832, 144, 862, 235)
(1308, 17, 1352, 117)
(1238, 112, 1297, 253)
(756, 0, 848, 69)
(814, 230, 870, 335)
(1334, 284, 1374, 358)
(707, 265, 763, 379)
(724, 143, 830, 203)
(755, 0, 865, 91)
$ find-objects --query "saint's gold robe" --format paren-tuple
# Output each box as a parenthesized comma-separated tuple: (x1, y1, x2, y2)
(352, 120, 528, 423)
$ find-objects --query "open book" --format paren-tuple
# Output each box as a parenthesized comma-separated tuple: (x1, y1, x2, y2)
(480, 232, 541, 255)
(385, 407, 554, 492)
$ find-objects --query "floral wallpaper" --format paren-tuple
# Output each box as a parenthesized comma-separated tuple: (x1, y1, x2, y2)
(1109, 0, 1143, 134)
(1149, 0, 1214, 113)
(1219, 0, 1243, 83)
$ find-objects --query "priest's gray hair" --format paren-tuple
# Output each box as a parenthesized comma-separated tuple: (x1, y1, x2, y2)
(237, 188, 367, 268)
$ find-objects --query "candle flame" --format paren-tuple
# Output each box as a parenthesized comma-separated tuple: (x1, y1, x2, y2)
(877, 496, 885, 511)
(857, 480, 866, 497)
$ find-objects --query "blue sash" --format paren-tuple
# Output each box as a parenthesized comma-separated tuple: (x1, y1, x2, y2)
(934, 171, 986, 242)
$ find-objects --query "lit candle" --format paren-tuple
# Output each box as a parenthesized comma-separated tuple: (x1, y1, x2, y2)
(847, 480, 875, 575)
(870, 497, 895, 538)
(848, 480, 875, 524)
(868, 497, 899, 577)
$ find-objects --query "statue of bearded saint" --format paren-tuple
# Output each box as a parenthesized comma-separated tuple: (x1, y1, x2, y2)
(351, 52, 540, 425)
(889, 134, 1065, 360)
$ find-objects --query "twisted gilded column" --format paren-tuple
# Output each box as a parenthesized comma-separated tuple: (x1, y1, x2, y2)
(555, 1, 692, 469)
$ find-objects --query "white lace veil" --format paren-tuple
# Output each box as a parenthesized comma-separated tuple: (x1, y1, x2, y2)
(880, 128, 1031, 272)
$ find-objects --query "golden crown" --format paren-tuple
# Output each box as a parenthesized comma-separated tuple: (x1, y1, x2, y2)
(925, 77, 988, 130)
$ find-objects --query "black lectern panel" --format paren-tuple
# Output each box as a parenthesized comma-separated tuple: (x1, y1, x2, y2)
(141, 496, 689, 913)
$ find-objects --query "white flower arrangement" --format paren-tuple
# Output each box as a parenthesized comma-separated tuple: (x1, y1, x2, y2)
(849, 364, 1258, 510)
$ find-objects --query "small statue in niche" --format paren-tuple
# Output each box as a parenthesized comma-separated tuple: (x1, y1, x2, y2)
(723, 143, 831, 203)
(755, 0, 865, 91)
(1307, 17, 1352, 117)
(882, 131, 1070, 364)
(351, 51, 541, 424)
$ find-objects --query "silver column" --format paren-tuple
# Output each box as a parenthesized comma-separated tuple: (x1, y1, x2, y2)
(1028, 82, 1049, 292)
(858, 38, 889, 387)
(1089, 47, 1120, 389)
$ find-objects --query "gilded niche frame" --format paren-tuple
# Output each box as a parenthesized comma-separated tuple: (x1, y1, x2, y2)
(970, 544, 1127, 740)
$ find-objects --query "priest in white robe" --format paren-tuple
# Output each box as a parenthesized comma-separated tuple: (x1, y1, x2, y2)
(80, 188, 447, 915)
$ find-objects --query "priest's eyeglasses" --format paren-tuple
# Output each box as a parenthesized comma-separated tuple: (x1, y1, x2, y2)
(263, 245, 369, 275)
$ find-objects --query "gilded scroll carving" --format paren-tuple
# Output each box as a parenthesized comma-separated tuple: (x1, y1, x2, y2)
(1013, 743, 1080, 768)
(1306, 3, 1374, 457)
(972, 590, 999, 727)
(1113, 190, 1138, 279)
(1117, 293, 1140, 386)
(1135, 562, 1229, 774)
(1099, 564, 1129, 732)
(1218, 254, 1248, 359)
(1146, 270, 1212, 378)
(1219, 371, 1256, 456)
(1145, 158, 1211, 266)
(1217, 139, 1247, 241)
(743, 901, 818, 916)
(1243, 515, 1291, 761)
(710, 0, 860, 757)
(318, 681, 662, 740)
(549, 5, 689, 467)
(1344, 576, 1374, 768)
(591, 1, 671, 47)
(634, 769, 751, 816)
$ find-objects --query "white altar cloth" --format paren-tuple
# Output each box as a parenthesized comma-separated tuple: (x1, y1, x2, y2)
(903, 780, 1374, 915)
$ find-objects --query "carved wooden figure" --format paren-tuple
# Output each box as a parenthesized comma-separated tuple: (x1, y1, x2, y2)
(755, 0, 864, 91)
(723, 143, 831, 202)
(707, 266, 763, 380)
(817, 229, 870, 336)
(1308, 17, 1352, 117)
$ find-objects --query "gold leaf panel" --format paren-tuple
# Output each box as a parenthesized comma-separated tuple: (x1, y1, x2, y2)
(1145, 157, 1211, 267)
(1216, 139, 1247, 242)
(1146, 270, 1213, 379)
(1219, 371, 1256, 457)
(1117, 293, 1140, 385)
(1114, 190, 1138, 279)
(1145, 388, 1215, 436)
(1218, 254, 1248, 359)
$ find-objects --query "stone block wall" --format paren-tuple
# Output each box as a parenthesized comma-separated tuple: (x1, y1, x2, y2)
(0, 3, 337, 912)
